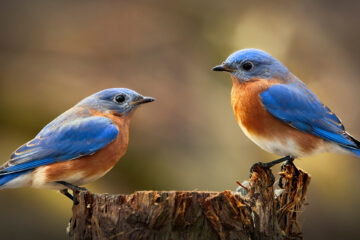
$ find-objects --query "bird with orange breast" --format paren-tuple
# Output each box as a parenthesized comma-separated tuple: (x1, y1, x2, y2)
(213, 49, 360, 177)
(0, 88, 154, 203)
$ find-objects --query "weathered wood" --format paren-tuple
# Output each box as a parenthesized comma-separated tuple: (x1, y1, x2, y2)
(68, 162, 310, 240)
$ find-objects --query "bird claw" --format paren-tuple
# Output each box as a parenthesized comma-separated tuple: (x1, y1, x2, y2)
(249, 162, 266, 177)
(280, 159, 299, 175)
(249, 156, 294, 188)
(249, 162, 276, 187)
(278, 159, 300, 189)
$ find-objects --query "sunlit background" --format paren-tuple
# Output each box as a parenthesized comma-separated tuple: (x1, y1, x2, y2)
(1, 0, 360, 239)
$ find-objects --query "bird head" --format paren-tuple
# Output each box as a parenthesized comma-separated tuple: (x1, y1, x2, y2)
(78, 88, 155, 116)
(212, 49, 289, 82)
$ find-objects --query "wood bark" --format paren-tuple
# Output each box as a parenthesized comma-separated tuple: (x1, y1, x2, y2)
(68, 162, 310, 240)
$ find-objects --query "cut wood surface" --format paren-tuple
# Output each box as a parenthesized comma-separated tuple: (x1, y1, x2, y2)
(68, 162, 310, 240)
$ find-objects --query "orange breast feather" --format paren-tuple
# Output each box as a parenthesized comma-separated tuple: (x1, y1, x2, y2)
(230, 77, 322, 154)
(40, 113, 131, 185)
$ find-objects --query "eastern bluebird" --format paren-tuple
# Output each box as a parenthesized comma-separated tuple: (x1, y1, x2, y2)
(0, 88, 154, 202)
(213, 49, 360, 172)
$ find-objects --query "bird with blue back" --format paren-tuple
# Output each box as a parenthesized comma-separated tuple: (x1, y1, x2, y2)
(0, 88, 154, 203)
(213, 49, 360, 179)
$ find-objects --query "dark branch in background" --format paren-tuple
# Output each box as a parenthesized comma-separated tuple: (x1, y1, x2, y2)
(68, 162, 310, 240)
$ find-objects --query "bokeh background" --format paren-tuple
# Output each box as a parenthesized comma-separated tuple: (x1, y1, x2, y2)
(1, 0, 360, 239)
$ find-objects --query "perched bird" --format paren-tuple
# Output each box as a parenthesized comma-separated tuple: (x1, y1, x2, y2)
(213, 49, 360, 171)
(0, 88, 154, 202)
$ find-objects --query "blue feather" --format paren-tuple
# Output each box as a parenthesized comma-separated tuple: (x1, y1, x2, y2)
(0, 159, 54, 175)
(1, 115, 119, 175)
(260, 84, 358, 149)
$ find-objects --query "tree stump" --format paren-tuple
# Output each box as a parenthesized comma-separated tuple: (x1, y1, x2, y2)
(68, 162, 310, 240)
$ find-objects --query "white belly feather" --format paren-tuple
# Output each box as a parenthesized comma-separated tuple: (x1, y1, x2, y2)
(237, 120, 346, 157)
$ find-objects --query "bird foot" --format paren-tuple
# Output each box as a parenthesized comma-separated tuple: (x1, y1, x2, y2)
(249, 162, 276, 187)
(278, 159, 300, 189)
(280, 159, 299, 174)
(249, 156, 294, 187)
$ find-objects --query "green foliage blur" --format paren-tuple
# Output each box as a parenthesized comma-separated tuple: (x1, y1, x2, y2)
(0, 0, 360, 239)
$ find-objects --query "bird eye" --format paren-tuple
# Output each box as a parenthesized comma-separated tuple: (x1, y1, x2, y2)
(114, 94, 126, 103)
(241, 61, 254, 71)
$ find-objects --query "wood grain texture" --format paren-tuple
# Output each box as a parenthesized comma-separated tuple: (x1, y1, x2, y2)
(68, 162, 310, 240)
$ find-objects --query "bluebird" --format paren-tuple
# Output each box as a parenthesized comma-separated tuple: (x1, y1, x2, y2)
(213, 49, 360, 175)
(0, 88, 154, 203)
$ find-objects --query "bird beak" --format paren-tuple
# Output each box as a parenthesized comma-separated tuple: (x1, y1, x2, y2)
(141, 96, 155, 104)
(212, 64, 235, 73)
(132, 96, 155, 106)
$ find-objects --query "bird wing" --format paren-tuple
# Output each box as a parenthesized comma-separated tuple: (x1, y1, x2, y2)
(260, 84, 358, 149)
(0, 116, 119, 175)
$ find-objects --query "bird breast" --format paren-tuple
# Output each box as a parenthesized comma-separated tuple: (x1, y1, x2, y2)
(230, 77, 326, 157)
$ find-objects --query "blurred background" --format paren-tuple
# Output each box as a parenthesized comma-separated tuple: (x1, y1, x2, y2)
(1, 0, 360, 239)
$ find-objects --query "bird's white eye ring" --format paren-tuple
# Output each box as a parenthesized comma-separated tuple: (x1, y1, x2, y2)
(241, 61, 254, 71)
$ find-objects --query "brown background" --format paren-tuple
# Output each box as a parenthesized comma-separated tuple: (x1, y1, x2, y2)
(0, 0, 359, 239)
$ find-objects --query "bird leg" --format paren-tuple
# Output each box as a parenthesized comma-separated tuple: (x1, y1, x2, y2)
(57, 181, 88, 205)
(250, 156, 294, 187)
(280, 158, 299, 174)
(56, 181, 88, 191)
(60, 189, 80, 205)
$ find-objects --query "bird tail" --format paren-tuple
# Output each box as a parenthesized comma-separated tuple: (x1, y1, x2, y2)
(344, 135, 360, 157)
